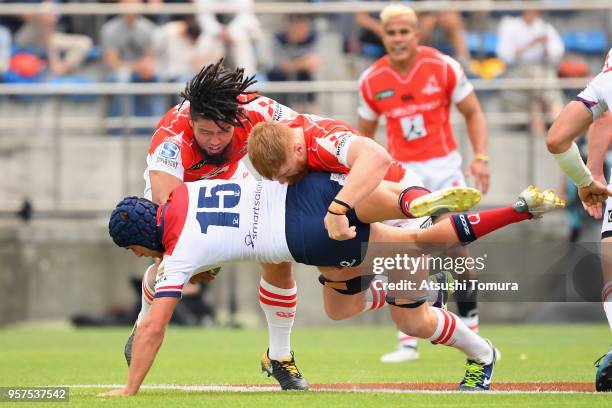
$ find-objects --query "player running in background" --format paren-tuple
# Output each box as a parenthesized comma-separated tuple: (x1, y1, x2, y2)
(546, 47, 612, 392)
(102, 173, 564, 396)
(134, 60, 307, 390)
(357, 3, 490, 362)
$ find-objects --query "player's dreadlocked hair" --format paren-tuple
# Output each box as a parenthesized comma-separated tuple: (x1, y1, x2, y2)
(180, 59, 258, 128)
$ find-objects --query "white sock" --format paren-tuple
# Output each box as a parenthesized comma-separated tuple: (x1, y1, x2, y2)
(428, 307, 492, 364)
(460, 315, 480, 333)
(602, 281, 612, 333)
(259, 278, 296, 360)
(397, 331, 418, 350)
(363, 275, 387, 312)
(135, 264, 156, 326)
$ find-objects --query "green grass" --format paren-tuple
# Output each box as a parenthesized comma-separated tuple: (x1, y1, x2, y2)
(1, 324, 610, 407)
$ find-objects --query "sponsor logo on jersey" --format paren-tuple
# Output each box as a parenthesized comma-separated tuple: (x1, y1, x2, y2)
(198, 165, 230, 179)
(388, 100, 442, 118)
(608, 209, 612, 223)
(422, 76, 441, 95)
(245, 181, 263, 248)
(272, 104, 284, 121)
(375, 89, 395, 100)
(157, 157, 178, 168)
(401, 93, 414, 101)
(160, 142, 179, 159)
(189, 159, 207, 170)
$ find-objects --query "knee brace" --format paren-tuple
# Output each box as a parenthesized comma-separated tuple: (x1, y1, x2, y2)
(318, 274, 376, 295)
(385, 295, 427, 308)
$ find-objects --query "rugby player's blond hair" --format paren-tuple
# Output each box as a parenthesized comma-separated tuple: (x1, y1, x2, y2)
(248, 122, 293, 180)
(380, 3, 418, 26)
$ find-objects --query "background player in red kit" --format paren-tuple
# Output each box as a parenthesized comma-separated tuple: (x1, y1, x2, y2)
(132, 60, 308, 390)
(357, 4, 490, 362)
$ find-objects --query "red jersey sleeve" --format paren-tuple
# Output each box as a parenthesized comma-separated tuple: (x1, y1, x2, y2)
(440, 54, 474, 104)
(147, 106, 194, 180)
(357, 69, 381, 121)
(311, 130, 357, 172)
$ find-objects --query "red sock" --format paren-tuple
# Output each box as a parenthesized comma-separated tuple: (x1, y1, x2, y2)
(399, 186, 431, 218)
(451, 207, 531, 243)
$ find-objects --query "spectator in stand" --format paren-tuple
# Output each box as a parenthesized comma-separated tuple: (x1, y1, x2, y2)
(0, 0, 41, 35)
(0, 25, 10, 81)
(267, 14, 320, 111)
(417, 7, 470, 66)
(354, 1, 470, 65)
(496, 9, 565, 136)
(15, 1, 92, 77)
(195, 0, 261, 76)
(101, 0, 163, 134)
(154, 14, 223, 82)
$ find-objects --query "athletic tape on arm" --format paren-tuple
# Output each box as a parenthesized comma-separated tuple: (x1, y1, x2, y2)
(552, 142, 593, 188)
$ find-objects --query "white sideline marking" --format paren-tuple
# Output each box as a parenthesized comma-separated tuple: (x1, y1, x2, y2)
(58, 384, 596, 395)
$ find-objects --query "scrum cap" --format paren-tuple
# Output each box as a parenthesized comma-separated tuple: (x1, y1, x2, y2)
(108, 196, 163, 251)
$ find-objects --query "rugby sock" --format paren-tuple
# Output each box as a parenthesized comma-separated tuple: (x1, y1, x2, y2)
(135, 264, 156, 326)
(259, 278, 297, 360)
(399, 186, 431, 218)
(428, 307, 492, 364)
(397, 331, 418, 350)
(363, 275, 387, 312)
(602, 281, 612, 333)
(451, 207, 531, 243)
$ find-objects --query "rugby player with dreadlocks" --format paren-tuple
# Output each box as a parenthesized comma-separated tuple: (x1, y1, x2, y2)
(132, 60, 308, 390)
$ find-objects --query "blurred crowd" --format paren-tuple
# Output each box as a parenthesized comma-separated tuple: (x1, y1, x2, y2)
(0, 1, 606, 131)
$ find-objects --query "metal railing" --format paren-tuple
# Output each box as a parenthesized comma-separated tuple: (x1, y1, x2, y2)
(1, 1, 612, 15)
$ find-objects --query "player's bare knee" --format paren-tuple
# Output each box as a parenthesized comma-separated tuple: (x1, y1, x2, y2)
(546, 129, 566, 153)
(324, 304, 353, 321)
(138, 319, 166, 339)
(261, 262, 295, 288)
(323, 291, 363, 320)
(393, 315, 430, 338)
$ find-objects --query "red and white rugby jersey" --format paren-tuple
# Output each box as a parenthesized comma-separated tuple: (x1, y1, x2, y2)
(285, 114, 407, 183)
(358, 46, 473, 162)
(144, 95, 297, 185)
(154, 179, 292, 298)
(576, 48, 612, 119)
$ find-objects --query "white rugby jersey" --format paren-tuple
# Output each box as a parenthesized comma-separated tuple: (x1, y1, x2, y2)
(154, 179, 293, 298)
(577, 48, 612, 119)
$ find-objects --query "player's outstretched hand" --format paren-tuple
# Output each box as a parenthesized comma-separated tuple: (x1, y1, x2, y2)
(467, 159, 490, 194)
(97, 388, 133, 397)
(578, 179, 612, 207)
(324, 212, 357, 241)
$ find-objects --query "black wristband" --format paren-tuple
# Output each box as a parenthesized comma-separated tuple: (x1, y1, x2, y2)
(327, 208, 345, 216)
(332, 198, 352, 210)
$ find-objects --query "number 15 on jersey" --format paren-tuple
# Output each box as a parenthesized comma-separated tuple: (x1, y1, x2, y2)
(195, 183, 241, 233)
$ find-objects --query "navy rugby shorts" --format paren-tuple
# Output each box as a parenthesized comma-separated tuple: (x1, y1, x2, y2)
(285, 172, 370, 267)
